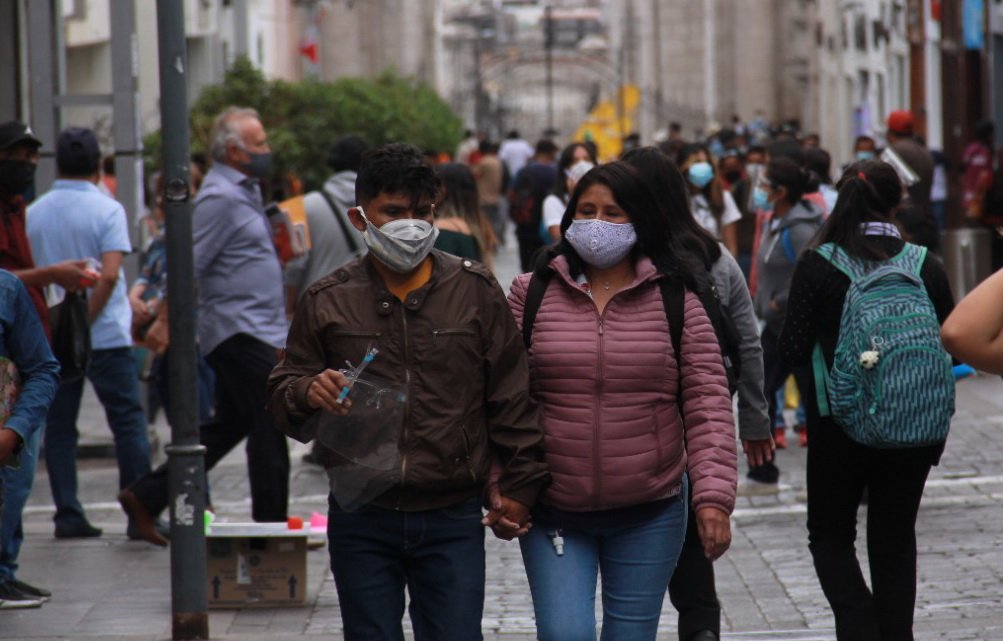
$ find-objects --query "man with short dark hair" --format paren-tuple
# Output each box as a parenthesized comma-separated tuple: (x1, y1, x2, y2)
(268, 143, 549, 640)
(28, 127, 152, 542)
(507, 139, 559, 271)
(118, 107, 290, 546)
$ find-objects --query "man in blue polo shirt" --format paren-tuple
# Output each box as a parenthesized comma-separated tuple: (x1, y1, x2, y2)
(27, 127, 152, 540)
(118, 107, 289, 545)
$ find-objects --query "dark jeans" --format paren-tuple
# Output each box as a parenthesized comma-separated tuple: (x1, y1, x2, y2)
(45, 347, 151, 528)
(668, 495, 719, 641)
(748, 326, 811, 483)
(128, 334, 289, 522)
(807, 417, 933, 641)
(327, 496, 486, 641)
(515, 223, 544, 272)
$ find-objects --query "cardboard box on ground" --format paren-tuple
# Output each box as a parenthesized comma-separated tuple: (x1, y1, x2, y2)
(206, 523, 319, 608)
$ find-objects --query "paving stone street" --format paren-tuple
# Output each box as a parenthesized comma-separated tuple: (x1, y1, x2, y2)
(5, 240, 1003, 640)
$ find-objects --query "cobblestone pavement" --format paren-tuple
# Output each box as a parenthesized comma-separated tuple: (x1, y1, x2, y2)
(6, 237, 1003, 640)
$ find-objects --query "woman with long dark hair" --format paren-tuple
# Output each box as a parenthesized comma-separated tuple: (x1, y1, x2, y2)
(505, 162, 737, 640)
(677, 144, 741, 257)
(778, 160, 954, 641)
(434, 162, 496, 269)
(624, 147, 771, 641)
(748, 156, 824, 482)
(540, 142, 596, 243)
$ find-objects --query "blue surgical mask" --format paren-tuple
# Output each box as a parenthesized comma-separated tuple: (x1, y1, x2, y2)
(687, 162, 715, 189)
(855, 150, 875, 161)
(753, 186, 772, 212)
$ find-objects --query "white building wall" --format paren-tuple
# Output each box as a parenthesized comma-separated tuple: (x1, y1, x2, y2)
(811, 0, 912, 167)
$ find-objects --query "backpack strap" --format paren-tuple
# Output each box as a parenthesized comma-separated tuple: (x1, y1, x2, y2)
(521, 269, 554, 349)
(658, 279, 685, 366)
(780, 228, 797, 263)
(815, 242, 861, 281)
(318, 188, 363, 255)
(812, 343, 832, 418)
(890, 242, 927, 276)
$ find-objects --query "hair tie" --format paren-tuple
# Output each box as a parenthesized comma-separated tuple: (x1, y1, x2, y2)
(857, 171, 868, 183)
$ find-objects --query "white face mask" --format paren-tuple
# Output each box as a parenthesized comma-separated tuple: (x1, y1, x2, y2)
(564, 219, 637, 269)
(357, 207, 439, 274)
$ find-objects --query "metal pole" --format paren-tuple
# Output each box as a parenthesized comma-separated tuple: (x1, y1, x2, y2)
(155, 1, 208, 639)
(25, 0, 58, 192)
(544, 4, 554, 133)
(110, 0, 142, 284)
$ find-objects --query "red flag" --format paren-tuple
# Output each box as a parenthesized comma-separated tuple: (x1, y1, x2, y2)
(299, 40, 319, 64)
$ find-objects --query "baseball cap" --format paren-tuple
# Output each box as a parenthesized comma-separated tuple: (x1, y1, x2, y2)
(56, 127, 101, 176)
(0, 121, 42, 150)
(887, 110, 915, 136)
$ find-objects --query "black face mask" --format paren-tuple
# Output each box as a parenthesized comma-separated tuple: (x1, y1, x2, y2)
(723, 170, 743, 183)
(0, 160, 37, 199)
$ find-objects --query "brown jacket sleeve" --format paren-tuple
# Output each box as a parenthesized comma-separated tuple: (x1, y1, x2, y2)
(478, 274, 550, 507)
(267, 290, 326, 443)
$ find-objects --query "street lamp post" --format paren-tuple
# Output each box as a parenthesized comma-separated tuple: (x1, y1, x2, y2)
(156, 1, 208, 639)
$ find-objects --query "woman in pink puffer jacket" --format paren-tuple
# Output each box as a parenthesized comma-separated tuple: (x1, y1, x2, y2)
(507, 162, 737, 641)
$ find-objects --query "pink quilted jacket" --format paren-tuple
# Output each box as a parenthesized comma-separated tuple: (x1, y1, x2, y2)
(508, 255, 737, 515)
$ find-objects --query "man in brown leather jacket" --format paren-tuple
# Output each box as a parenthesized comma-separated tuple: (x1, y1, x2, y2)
(267, 143, 548, 641)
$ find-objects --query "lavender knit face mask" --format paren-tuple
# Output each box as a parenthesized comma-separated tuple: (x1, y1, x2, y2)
(564, 219, 638, 269)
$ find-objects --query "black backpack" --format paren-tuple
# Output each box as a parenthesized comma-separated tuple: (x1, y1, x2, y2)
(521, 267, 742, 395)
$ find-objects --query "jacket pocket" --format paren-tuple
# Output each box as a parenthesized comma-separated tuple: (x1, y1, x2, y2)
(324, 329, 382, 368)
(426, 326, 480, 388)
(651, 404, 664, 463)
(329, 329, 382, 339)
(432, 327, 476, 342)
(459, 426, 479, 484)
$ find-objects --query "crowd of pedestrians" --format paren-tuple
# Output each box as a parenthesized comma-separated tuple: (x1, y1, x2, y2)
(1, 104, 1002, 641)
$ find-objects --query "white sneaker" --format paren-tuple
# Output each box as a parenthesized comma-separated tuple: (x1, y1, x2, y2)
(0, 580, 43, 609)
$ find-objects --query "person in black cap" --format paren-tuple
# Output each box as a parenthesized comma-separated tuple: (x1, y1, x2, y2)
(27, 126, 153, 543)
(0, 121, 92, 608)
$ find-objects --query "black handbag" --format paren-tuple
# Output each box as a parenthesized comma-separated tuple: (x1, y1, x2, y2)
(49, 291, 91, 383)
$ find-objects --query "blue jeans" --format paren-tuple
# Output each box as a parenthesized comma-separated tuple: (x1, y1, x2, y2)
(327, 496, 486, 641)
(774, 387, 807, 429)
(45, 347, 151, 528)
(520, 494, 688, 641)
(0, 426, 41, 580)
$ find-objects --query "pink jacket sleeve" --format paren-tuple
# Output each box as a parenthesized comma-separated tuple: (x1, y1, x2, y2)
(678, 290, 738, 515)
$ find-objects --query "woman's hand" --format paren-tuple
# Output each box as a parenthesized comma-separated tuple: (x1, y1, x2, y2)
(695, 506, 732, 561)
(144, 316, 169, 356)
(482, 484, 532, 540)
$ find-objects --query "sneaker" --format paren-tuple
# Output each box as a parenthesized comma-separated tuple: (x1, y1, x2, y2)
(747, 461, 780, 484)
(774, 427, 788, 449)
(7, 579, 50, 602)
(0, 580, 43, 609)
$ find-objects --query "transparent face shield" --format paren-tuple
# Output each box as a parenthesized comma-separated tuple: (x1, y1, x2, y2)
(301, 348, 407, 511)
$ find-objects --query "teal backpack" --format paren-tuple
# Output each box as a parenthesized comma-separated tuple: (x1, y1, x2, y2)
(811, 242, 955, 448)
